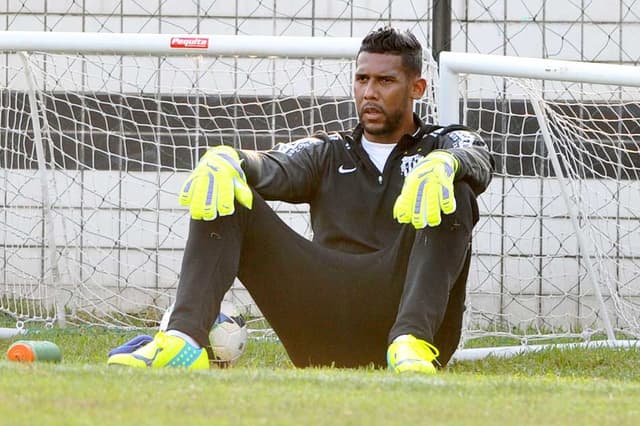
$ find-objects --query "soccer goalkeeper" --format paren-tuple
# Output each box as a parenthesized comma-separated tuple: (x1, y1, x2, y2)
(108, 27, 494, 373)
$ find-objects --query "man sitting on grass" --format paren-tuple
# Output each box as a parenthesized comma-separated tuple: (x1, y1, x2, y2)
(108, 26, 494, 373)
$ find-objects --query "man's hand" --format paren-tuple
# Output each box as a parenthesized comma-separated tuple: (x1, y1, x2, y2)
(393, 151, 458, 228)
(179, 146, 253, 220)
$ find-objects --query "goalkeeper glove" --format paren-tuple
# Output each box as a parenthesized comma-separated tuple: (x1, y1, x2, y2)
(179, 146, 253, 220)
(393, 150, 458, 229)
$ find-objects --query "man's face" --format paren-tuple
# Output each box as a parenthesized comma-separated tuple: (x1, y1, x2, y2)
(354, 51, 425, 143)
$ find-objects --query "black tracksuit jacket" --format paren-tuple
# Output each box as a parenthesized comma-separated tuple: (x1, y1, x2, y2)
(237, 114, 494, 254)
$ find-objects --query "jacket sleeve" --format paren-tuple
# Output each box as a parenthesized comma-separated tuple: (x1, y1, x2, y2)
(235, 136, 329, 203)
(435, 127, 495, 195)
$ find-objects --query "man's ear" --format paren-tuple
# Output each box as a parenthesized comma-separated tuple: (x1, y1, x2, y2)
(411, 77, 427, 100)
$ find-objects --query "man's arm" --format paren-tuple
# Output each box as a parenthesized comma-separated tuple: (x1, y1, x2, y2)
(237, 136, 329, 203)
(179, 137, 328, 221)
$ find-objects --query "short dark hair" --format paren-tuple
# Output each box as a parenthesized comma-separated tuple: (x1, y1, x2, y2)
(358, 27, 423, 76)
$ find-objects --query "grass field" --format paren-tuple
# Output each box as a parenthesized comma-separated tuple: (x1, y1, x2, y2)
(1, 327, 639, 425)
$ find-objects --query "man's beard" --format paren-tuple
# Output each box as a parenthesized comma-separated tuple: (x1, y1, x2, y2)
(360, 106, 405, 138)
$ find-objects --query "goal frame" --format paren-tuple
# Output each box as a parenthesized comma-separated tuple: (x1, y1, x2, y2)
(0, 30, 363, 337)
(1, 31, 638, 360)
(439, 52, 640, 359)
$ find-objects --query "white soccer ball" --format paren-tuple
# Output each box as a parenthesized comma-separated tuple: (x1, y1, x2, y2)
(159, 300, 248, 365)
(209, 301, 248, 365)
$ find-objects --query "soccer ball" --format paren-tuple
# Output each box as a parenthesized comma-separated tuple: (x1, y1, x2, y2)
(210, 301, 248, 365)
(158, 300, 248, 366)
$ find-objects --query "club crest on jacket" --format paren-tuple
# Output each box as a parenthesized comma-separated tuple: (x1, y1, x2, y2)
(400, 153, 423, 177)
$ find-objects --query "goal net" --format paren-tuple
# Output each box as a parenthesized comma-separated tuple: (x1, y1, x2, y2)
(0, 32, 440, 333)
(438, 53, 640, 355)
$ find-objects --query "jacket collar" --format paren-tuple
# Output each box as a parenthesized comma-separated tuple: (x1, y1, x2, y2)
(350, 113, 437, 148)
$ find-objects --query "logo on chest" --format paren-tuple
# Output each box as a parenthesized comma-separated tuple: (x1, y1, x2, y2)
(400, 154, 423, 177)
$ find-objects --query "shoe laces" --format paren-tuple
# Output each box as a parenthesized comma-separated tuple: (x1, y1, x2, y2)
(414, 338, 440, 362)
(394, 334, 441, 363)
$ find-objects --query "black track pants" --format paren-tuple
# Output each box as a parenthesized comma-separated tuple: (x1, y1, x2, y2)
(168, 182, 478, 368)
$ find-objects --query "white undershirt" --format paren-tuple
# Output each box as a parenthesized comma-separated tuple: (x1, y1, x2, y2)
(361, 135, 396, 173)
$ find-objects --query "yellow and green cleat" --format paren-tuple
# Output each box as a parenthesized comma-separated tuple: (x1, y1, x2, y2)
(107, 332, 209, 370)
(387, 334, 440, 374)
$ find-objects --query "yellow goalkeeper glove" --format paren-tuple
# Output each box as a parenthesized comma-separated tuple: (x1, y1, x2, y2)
(393, 150, 458, 229)
(179, 146, 253, 220)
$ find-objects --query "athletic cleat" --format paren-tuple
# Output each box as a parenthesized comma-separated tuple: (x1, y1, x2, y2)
(387, 334, 440, 374)
(107, 332, 209, 370)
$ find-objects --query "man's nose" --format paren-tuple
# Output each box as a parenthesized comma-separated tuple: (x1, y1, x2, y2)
(363, 81, 377, 98)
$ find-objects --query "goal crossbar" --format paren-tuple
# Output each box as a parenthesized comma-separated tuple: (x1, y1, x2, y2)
(439, 51, 640, 126)
(0, 31, 362, 59)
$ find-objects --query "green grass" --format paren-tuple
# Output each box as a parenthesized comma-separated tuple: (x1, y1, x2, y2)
(1, 327, 639, 425)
